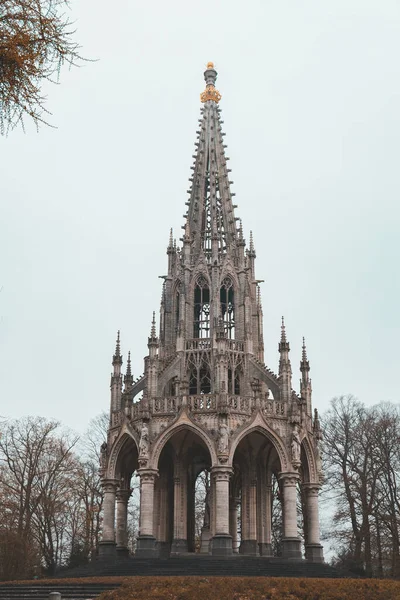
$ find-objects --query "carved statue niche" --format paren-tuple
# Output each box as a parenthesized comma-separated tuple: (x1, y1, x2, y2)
(217, 419, 229, 459)
(291, 424, 301, 467)
(100, 441, 107, 471)
(139, 421, 150, 466)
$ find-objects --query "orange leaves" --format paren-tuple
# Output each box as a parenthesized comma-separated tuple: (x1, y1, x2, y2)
(0, 0, 83, 133)
(96, 576, 400, 600)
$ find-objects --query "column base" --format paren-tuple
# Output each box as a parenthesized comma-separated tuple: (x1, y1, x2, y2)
(239, 539, 258, 556)
(98, 541, 117, 560)
(305, 543, 324, 563)
(200, 528, 211, 554)
(282, 537, 302, 560)
(259, 542, 273, 556)
(156, 541, 170, 558)
(170, 538, 188, 555)
(211, 534, 233, 556)
(116, 546, 129, 558)
(135, 535, 157, 558)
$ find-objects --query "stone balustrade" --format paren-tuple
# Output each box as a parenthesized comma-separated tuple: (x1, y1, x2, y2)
(112, 395, 288, 424)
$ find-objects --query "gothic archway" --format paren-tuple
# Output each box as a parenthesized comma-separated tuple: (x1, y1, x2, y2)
(155, 427, 212, 554)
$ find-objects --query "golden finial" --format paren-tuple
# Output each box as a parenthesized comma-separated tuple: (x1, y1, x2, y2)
(200, 61, 221, 104)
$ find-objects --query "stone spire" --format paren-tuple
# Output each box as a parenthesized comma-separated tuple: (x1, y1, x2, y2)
(124, 350, 133, 390)
(300, 337, 312, 416)
(113, 330, 122, 369)
(111, 330, 123, 412)
(279, 317, 292, 402)
(185, 62, 239, 264)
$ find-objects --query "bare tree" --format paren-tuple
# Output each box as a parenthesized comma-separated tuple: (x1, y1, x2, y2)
(0, 416, 78, 578)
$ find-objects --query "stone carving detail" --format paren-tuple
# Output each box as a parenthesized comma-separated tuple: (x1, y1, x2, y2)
(217, 419, 229, 462)
(139, 421, 150, 466)
(291, 424, 301, 467)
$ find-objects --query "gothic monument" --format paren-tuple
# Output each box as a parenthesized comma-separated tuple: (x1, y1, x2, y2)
(99, 63, 324, 563)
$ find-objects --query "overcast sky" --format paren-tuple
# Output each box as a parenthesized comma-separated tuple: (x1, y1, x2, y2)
(1, 0, 399, 435)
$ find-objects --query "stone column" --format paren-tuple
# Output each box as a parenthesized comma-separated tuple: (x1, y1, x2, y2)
(240, 474, 258, 555)
(264, 484, 273, 556)
(98, 478, 118, 558)
(304, 483, 324, 563)
(116, 488, 131, 557)
(280, 472, 301, 559)
(229, 498, 239, 553)
(211, 466, 233, 556)
(171, 465, 188, 554)
(136, 468, 158, 557)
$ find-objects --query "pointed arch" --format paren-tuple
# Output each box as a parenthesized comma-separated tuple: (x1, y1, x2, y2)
(149, 418, 218, 469)
(300, 434, 318, 483)
(228, 414, 289, 471)
(107, 428, 140, 480)
(193, 274, 211, 339)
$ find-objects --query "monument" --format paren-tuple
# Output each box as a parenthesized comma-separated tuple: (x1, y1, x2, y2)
(98, 63, 324, 563)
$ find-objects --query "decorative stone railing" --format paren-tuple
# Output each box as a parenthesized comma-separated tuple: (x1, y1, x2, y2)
(227, 339, 244, 352)
(186, 339, 212, 351)
(114, 394, 288, 424)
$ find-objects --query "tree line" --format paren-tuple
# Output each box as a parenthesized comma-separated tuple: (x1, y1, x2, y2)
(1, 396, 400, 580)
(322, 395, 400, 577)
(0, 413, 139, 580)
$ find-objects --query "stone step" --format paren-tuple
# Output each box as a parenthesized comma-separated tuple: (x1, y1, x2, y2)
(0, 584, 120, 600)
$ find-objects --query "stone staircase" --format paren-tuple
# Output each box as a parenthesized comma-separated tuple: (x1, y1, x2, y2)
(0, 557, 345, 599)
(0, 582, 121, 600)
(58, 555, 341, 579)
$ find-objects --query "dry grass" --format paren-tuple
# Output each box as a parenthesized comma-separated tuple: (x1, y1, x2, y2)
(2, 576, 400, 599)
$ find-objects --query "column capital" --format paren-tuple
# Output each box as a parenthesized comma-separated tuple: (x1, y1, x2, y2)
(138, 468, 159, 483)
(116, 488, 132, 502)
(211, 465, 233, 482)
(101, 478, 119, 493)
(278, 471, 300, 487)
(302, 482, 321, 496)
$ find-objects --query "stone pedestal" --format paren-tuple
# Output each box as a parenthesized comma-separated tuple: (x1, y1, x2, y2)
(170, 538, 188, 555)
(305, 543, 324, 563)
(282, 537, 302, 560)
(239, 539, 258, 556)
(200, 527, 211, 554)
(136, 535, 158, 557)
(211, 534, 233, 556)
(98, 540, 117, 559)
(259, 542, 273, 556)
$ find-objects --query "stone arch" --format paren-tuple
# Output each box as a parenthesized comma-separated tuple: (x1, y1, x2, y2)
(158, 356, 180, 393)
(107, 429, 139, 480)
(228, 419, 289, 472)
(190, 270, 211, 294)
(149, 419, 218, 469)
(249, 358, 281, 400)
(125, 375, 146, 401)
(300, 434, 318, 483)
(219, 265, 239, 291)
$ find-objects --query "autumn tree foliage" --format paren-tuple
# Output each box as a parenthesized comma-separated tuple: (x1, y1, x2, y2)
(0, 0, 82, 133)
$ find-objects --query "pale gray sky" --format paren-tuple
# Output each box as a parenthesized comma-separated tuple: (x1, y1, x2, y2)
(1, 0, 399, 433)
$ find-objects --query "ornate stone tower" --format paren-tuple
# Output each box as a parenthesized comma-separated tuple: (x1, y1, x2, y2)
(99, 63, 324, 562)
